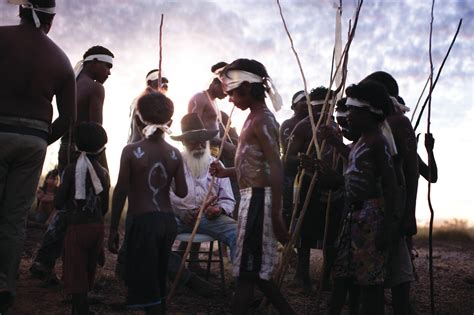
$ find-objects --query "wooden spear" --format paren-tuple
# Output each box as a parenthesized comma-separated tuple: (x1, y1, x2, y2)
(427, 1, 435, 313)
(158, 14, 164, 89)
(167, 106, 236, 304)
(413, 18, 462, 132)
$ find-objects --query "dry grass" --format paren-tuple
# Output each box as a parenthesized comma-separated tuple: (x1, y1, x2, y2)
(415, 219, 474, 242)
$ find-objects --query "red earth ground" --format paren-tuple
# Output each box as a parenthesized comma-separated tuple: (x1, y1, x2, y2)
(9, 223, 474, 314)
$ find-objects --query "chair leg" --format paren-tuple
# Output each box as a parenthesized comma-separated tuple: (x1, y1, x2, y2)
(206, 241, 214, 281)
(218, 241, 226, 294)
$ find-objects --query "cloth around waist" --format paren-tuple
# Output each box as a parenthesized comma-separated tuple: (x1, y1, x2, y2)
(0, 116, 49, 141)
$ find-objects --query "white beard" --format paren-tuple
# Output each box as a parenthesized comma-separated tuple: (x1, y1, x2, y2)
(183, 142, 211, 178)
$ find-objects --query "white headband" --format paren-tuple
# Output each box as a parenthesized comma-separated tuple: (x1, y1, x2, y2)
(146, 70, 167, 83)
(345, 97, 384, 115)
(390, 96, 410, 113)
(335, 111, 348, 118)
(310, 100, 326, 106)
(292, 93, 305, 105)
(8, 0, 55, 28)
(213, 66, 226, 76)
(73, 54, 114, 79)
(219, 70, 282, 112)
(136, 110, 172, 138)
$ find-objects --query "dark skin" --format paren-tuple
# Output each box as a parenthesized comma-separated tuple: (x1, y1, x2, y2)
(76, 60, 112, 124)
(279, 99, 309, 156)
(108, 133, 187, 254)
(188, 80, 236, 157)
(0, 20, 76, 144)
(418, 133, 438, 183)
(209, 81, 293, 315)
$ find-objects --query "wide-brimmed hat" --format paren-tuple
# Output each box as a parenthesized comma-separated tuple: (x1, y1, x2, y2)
(170, 113, 218, 142)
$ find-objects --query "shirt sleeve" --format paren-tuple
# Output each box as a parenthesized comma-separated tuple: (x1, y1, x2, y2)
(216, 176, 236, 216)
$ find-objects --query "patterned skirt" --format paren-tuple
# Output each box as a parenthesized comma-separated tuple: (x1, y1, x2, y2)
(332, 198, 387, 285)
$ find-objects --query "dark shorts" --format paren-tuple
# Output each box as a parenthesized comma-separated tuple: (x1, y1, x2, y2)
(125, 211, 177, 308)
(62, 223, 104, 294)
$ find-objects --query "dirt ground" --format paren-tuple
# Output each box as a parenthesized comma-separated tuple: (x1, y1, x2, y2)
(9, 223, 474, 314)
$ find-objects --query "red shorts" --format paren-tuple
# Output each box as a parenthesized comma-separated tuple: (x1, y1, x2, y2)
(62, 223, 104, 294)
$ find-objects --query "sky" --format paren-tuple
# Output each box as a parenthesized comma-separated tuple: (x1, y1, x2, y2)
(1, 0, 473, 226)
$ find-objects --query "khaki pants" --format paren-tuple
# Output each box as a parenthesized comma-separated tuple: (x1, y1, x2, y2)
(0, 132, 47, 295)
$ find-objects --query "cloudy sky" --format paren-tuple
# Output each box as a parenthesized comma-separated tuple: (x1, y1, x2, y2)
(1, 0, 472, 225)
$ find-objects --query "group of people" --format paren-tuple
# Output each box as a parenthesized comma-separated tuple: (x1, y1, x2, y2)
(0, 1, 438, 315)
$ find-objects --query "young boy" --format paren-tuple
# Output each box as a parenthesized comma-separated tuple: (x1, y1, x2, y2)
(57, 122, 110, 315)
(108, 92, 187, 314)
(211, 58, 294, 314)
(330, 80, 399, 314)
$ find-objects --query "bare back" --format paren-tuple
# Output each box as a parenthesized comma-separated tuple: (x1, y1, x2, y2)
(118, 137, 186, 215)
(0, 24, 75, 124)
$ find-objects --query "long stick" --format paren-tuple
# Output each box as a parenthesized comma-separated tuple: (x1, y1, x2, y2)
(410, 74, 431, 123)
(413, 18, 462, 131)
(427, 1, 436, 314)
(158, 14, 164, 87)
(167, 106, 235, 304)
(270, 0, 363, 301)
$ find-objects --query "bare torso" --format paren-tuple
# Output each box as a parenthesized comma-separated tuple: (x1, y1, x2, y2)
(235, 107, 280, 189)
(188, 91, 219, 132)
(0, 24, 74, 123)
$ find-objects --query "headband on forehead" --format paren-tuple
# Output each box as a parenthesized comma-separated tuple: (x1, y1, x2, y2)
(8, 0, 55, 28)
(310, 99, 326, 106)
(292, 92, 305, 105)
(219, 70, 282, 112)
(146, 70, 167, 83)
(73, 54, 114, 79)
(335, 111, 348, 118)
(390, 96, 410, 113)
(345, 97, 384, 116)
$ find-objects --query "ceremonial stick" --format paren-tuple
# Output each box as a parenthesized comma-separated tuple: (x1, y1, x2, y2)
(167, 106, 235, 304)
(266, 2, 363, 308)
(413, 18, 462, 131)
(427, 2, 436, 313)
(158, 14, 164, 87)
(410, 74, 431, 124)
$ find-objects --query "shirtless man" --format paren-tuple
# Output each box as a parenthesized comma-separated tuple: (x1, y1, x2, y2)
(128, 69, 169, 143)
(285, 87, 343, 291)
(0, 0, 75, 310)
(188, 62, 236, 158)
(31, 45, 114, 280)
(280, 90, 309, 157)
(109, 92, 187, 314)
(58, 45, 114, 173)
(211, 58, 294, 314)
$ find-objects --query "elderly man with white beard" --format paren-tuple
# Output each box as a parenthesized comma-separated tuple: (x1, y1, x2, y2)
(170, 113, 237, 269)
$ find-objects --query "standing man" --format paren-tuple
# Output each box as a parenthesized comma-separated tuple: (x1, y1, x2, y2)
(30, 45, 114, 281)
(58, 45, 114, 173)
(0, 0, 75, 311)
(188, 62, 236, 158)
(128, 69, 168, 143)
(211, 59, 294, 314)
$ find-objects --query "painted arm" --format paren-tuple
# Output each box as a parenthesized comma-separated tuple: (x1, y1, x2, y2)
(284, 126, 305, 176)
(255, 118, 289, 244)
(54, 165, 73, 209)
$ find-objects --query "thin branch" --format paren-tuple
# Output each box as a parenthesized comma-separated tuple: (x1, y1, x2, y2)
(413, 18, 462, 131)
(158, 14, 164, 87)
(427, 1, 435, 314)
